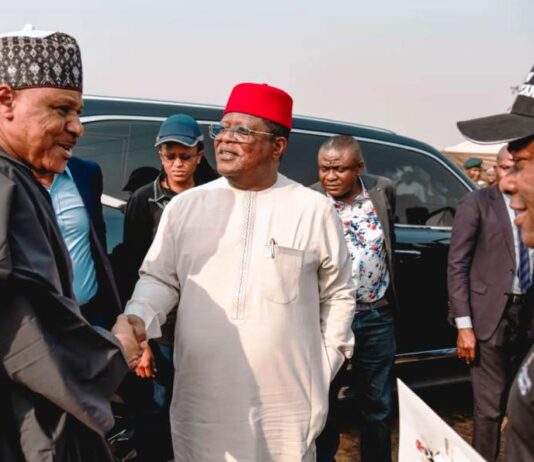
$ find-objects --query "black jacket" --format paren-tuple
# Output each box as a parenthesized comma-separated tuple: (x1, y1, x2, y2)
(121, 174, 177, 301)
(0, 151, 128, 461)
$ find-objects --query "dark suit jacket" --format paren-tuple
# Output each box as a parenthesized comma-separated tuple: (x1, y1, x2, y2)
(0, 151, 128, 461)
(448, 185, 527, 341)
(68, 157, 122, 328)
(311, 173, 398, 309)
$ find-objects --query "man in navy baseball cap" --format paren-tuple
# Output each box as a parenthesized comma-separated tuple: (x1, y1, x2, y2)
(155, 114, 204, 147)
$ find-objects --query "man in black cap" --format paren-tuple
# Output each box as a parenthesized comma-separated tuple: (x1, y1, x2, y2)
(456, 63, 534, 461)
(0, 26, 141, 460)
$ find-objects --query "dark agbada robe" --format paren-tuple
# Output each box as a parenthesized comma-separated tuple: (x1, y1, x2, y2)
(0, 150, 128, 461)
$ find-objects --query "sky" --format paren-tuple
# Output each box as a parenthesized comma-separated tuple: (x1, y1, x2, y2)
(2, 0, 534, 149)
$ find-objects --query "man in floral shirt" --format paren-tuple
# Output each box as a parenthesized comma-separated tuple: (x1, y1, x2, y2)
(313, 135, 397, 462)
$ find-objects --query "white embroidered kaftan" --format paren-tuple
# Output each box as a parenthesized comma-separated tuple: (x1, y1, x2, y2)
(125, 174, 355, 461)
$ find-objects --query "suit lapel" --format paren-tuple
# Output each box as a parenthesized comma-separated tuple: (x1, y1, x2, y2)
(363, 175, 390, 244)
(68, 158, 96, 224)
(490, 186, 515, 262)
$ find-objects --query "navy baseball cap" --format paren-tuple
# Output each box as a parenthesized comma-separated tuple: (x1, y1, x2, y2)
(458, 64, 534, 144)
(155, 114, 203, 148)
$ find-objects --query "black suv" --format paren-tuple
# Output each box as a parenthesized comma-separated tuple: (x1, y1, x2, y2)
(75, 95, 474, 389)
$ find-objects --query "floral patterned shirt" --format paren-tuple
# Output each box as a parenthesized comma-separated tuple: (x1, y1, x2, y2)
(330, 180, 390, 303)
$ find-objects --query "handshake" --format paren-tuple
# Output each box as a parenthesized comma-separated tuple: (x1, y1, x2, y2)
(111, 314, 149, 370)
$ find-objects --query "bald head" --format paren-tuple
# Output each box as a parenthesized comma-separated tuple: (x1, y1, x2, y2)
(497, 145, 512, 163)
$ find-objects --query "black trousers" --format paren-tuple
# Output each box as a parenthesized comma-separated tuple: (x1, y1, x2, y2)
(471, 298, 533, 462)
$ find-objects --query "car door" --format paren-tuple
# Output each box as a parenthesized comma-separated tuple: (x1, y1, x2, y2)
(360, 140, 472, 356)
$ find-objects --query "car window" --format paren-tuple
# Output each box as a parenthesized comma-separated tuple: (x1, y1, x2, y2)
(76, 119, 218, 200)
(279, 131, 328, 185)
(76, 119, 465, 228)
(74, 120, 162, 200)
(360, 141, 466, 226)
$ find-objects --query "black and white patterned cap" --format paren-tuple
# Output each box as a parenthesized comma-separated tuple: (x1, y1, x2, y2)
(0, 25, 82, 92)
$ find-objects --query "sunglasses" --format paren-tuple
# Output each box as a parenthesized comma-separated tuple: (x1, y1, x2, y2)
(160, 152, 199, 163)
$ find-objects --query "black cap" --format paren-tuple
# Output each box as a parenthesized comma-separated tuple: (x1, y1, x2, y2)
(457, 65, 534, 144)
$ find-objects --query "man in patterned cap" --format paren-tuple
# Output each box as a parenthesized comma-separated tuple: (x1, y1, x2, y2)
(0, 26, 141, 461)
(124, 82, 356, 461)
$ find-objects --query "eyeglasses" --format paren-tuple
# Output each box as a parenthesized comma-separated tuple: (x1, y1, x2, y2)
(209, 123, 274, 143)
(160, 152, 198, 163)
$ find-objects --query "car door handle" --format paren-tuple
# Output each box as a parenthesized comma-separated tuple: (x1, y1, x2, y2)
(395, 249, 422, 257)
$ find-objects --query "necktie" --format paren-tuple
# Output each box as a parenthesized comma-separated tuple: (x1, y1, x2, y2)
(516, 223, 532, 293)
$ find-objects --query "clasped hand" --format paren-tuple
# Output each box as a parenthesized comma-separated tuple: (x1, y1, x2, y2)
(112, 314, 148, 369)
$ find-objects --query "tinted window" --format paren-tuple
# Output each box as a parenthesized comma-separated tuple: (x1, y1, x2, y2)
(280, 131, 328, 185)
(74, 120, 162, 200)
(76, 120, 218, 200)
(77, 119, 465, 228)
(360, 141, 466, 226)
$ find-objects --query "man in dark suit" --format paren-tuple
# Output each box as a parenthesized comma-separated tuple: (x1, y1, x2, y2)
(313, 135, 397, 462)
(454, 64, 534, 461)
(448, 146, 533, 461)
(34, 155, 122, 329)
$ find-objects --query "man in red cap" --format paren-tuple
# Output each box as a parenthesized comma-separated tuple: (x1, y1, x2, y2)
(124, 82, 356, 461)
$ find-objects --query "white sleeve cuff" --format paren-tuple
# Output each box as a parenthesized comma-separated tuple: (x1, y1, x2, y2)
(455, 316, 473, 329)
(124, 302, 163, 339)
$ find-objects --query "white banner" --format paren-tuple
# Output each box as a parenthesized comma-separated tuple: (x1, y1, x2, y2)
(397, 379, 484, 462)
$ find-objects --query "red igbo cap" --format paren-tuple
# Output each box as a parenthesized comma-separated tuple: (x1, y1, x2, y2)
(223, 83, 293, 129)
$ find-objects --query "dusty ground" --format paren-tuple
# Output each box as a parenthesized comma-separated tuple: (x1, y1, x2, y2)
(335, 383, 504, 461)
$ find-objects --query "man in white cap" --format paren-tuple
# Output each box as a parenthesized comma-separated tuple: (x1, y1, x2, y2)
(456, 63, 534, 461)
(0, 27, 141, 460)
(124, 82, 355, 461)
